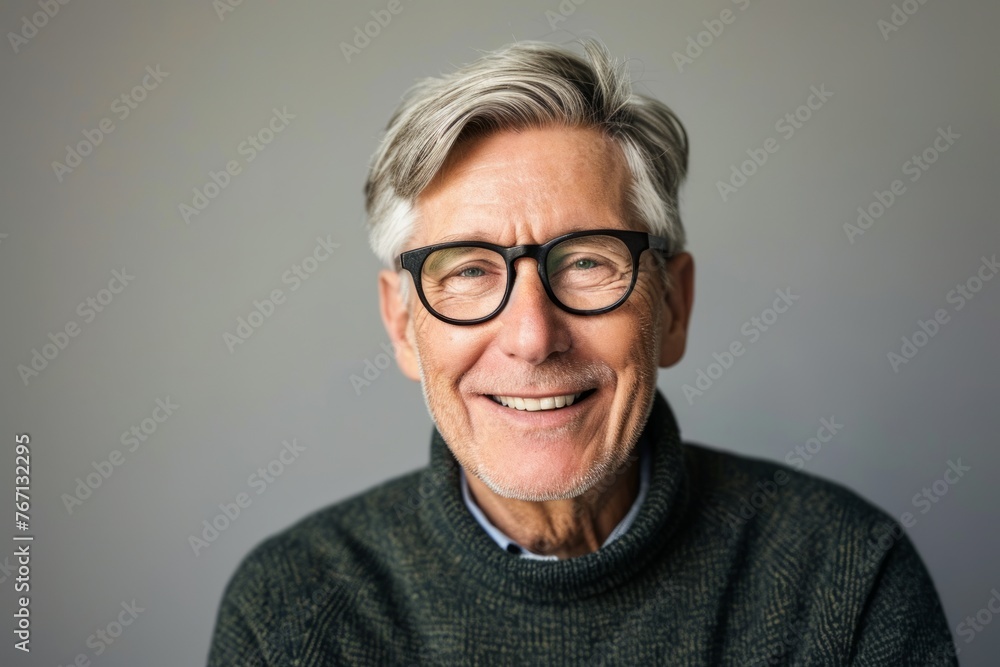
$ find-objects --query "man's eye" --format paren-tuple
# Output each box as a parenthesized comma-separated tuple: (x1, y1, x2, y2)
(573, 258, 600, 270)
(457, 266, 486, 278)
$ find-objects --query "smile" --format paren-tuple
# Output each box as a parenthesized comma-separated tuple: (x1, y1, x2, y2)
(488, 389, 597, 411)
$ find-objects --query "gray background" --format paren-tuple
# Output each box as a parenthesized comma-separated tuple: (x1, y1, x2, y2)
(1, 0, 997, 664)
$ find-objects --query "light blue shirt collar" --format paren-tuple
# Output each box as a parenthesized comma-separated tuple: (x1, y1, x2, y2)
(459, 433, 652, 561)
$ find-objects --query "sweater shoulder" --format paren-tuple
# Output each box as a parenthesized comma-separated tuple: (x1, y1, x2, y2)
(676, 442, 953, 663)
(209, 467, 430, 662)
(218, 466, 426, 617)
(680, 441, 897, 548)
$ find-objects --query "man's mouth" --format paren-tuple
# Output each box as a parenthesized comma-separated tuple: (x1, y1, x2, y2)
(487, 389, 598, 412)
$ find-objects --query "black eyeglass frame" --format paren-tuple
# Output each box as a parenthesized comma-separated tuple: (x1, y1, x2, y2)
(395, 228, 673, 326)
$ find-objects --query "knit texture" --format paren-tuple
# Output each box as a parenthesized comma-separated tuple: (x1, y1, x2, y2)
(207, 392, 957, 666)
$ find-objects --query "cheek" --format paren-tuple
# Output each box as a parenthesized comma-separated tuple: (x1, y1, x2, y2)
(626, 286, 664, 356)
(597, 294, 661, 366)
(589, 298, 662, 415)
(412, 318, 485, 385)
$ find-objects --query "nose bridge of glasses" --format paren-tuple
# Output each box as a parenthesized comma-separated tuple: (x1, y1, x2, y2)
(494, 246, 554, 318)
(504, 243, 548, 286)
(503, 242, 543, 263)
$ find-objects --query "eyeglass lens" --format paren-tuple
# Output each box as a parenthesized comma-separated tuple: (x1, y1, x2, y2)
(419, 234, 634, 321)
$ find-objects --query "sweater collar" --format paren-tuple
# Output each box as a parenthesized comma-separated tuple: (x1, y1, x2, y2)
(418, 389, 690, 602)
(458, 431, 653, 560)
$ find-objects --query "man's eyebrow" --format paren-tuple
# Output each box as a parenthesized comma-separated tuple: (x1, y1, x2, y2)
(431, 226, 612, 245)
(433, 231, 498, 243)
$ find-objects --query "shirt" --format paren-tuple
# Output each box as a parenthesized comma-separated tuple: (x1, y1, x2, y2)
(459, 433, 652, 560)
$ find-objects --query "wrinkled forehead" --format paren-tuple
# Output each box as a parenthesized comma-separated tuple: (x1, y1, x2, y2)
(410, 126, 636, 247)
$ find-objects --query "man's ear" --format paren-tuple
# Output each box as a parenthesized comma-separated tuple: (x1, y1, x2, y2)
(378, 269, 421, 382)
(658, 252, 695, 368)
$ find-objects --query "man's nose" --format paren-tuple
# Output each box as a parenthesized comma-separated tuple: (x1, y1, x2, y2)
(494, 258, 571, 364)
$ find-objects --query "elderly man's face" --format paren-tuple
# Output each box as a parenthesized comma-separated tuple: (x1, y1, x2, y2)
(379, 125, 692, 501)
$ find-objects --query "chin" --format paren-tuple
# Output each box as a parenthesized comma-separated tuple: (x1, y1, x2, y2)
(476, 467, 590, 502)
(470, 439, 614, 502)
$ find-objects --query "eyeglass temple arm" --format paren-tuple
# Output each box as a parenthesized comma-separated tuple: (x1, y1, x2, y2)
(648, 234, 672, 255)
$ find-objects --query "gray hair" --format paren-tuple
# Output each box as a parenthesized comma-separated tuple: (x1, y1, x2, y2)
(364, 39, 689, 291)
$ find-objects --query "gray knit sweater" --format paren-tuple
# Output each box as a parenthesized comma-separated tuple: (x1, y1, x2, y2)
(207, 392, 957, 665)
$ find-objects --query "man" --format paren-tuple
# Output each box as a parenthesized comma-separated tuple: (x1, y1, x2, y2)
(208, 41, 957, 665)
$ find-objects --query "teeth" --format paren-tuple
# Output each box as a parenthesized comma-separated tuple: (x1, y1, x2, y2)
(493, 392, 583, 411)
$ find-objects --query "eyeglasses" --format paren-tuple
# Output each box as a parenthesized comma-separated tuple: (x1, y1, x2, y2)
(395, 229, 672, 325)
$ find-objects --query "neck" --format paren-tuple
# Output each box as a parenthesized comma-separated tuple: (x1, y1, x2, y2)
(420, 390, 689, 603)
(464, 447, 643, 559)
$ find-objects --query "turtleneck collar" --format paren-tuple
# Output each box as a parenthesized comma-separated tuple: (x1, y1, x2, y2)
(458, 430, 653, 560)
(417, 389, 690, 603)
